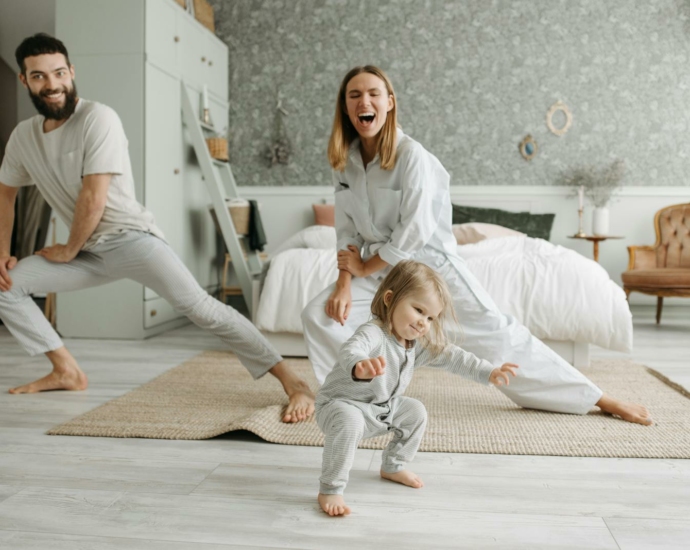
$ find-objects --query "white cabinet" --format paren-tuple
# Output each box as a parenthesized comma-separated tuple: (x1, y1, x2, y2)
(55, 0, 228, 338)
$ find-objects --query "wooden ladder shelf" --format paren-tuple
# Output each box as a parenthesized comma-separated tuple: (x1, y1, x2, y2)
(180, 81, 262, 315)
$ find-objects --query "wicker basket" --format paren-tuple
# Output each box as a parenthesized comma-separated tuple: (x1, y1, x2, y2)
(174, 0, 186, 8)
(209, 203, 250, 236)
(206, 137, 228, 161)
(194, 0, 215, 33)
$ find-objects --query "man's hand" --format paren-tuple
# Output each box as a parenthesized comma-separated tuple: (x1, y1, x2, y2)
(353, 356, 387, 380)
(489, 363, 519, 386)
(337, 245, 366, 278)
(0, 256, 18, 292)
(35, 244, 78, 264)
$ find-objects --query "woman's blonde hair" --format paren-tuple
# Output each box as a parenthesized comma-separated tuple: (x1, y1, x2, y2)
(327, 65, 398, 172)
(371, 261, 459, 357)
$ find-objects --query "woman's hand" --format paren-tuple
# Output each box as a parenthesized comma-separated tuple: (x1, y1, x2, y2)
(489, 363, 519, 386)
(337, 245, 367, 278)
(326, 283, 352, 326)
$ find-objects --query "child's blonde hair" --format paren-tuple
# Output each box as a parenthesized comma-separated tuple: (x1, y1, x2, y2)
(327, 65, 398, 172)
(371, 260, 458, 356)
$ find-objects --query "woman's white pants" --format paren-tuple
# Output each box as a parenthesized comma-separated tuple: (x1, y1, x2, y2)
(302, 256, 602, 415)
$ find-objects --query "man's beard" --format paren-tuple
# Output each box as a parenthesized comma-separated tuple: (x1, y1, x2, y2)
(29, 81, 78, 121)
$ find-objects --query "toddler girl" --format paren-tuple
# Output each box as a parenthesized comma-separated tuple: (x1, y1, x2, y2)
(315, 260, 518, 516)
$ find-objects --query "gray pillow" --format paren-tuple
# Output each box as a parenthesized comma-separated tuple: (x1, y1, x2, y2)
(451, 204, 555, 241)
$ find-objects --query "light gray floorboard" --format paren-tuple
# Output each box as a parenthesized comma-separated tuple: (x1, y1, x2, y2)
(0, 304, 688, 548)
(0, 530, 259, 549)
(605, 518, 690, 550)
(0, 452, 221, 495)
(0, 487, 619, 550)
(193, 463, 690, 520)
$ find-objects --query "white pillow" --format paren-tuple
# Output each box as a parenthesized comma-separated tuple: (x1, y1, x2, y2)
(452, 223, 525, 245)
(270, 225, 337, 257)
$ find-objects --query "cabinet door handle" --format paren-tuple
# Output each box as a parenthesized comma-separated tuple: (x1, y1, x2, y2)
(208, 60, 213, 66)
(150, 310, 157, 317)
(174, 36, 180, 42)
(201, 56, 206, 62)
(174, 168, 180, 175)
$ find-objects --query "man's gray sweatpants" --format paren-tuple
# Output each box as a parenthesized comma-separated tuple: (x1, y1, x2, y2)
(316, 396, 427, 495)
(0, 231, 281, 379)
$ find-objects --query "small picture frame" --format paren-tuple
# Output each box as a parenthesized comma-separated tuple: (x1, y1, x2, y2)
(546, 100, 573, 136)
(519, 134, 537, 161)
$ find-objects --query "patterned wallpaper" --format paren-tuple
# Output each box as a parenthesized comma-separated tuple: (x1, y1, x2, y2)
(208, 0, 690, 187)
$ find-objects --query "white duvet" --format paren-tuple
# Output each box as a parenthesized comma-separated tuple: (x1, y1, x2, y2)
(255, 226, 632, 352)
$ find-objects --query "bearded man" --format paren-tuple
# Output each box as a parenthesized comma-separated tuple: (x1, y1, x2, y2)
(0, 34, 314, 423)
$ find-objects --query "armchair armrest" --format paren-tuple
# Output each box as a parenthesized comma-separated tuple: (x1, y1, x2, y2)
(627, 245, 657, 271)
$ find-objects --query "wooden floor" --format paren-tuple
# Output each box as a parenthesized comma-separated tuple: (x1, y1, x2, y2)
(0, 306, 688, 549)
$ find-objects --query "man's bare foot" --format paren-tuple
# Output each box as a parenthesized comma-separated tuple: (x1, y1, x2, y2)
(596, 394, 653, 425)
(282, 378, 315, 423)
(318, 493, 351, 516)
(269, 361, 316, 423)
(9, 367, 88, 394)
(380, 469, 424, 488)
(9, 346, 88, 394)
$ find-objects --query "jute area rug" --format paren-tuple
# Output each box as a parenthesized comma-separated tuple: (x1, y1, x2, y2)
(48, 351, 690, 458)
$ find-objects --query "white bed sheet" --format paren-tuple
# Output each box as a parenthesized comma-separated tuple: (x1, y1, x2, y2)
(255, 227, 632, 352)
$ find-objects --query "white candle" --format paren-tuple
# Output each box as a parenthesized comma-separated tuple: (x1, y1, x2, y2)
(578, 185, 584, 211)
(202, 84, 209, 110)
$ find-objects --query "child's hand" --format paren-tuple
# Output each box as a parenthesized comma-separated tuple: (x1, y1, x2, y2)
(489, 363, 519, 386)
(354, 356, 387, 380)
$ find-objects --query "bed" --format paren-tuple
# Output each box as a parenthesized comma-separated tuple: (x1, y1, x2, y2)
(254, 225, 633, 368)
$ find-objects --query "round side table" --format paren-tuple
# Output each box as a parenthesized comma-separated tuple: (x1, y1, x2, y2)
(567, 235, 624, 262)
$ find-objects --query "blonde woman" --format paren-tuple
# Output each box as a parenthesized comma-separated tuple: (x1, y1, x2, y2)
(302, 65, 651, 426)
(316, 260, 517, 516)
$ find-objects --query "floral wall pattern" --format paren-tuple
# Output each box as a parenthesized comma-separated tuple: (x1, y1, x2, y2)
(208, 0, 690, 187)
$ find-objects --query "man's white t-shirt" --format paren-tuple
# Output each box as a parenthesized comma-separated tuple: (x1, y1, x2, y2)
(0, 98, 165, 249)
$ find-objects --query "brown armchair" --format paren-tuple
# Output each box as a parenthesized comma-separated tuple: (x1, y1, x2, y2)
(622, 202, 690, 323)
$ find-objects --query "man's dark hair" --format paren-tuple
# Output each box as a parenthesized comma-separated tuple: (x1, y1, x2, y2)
(15, 33, 71, 75)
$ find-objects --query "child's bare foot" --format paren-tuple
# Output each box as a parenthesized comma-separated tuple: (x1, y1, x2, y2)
(380, 469, 424, 488)
(596, 394, 653, 425)
(318, 493, 351, 516)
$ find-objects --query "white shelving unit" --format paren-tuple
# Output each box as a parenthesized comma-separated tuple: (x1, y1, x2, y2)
(54, 0, 229, 338)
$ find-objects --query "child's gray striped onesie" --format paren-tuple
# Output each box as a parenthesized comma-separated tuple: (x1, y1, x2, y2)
(315, 321, 495, 495)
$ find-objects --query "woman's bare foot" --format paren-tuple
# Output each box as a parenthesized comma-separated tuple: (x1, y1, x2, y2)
(318, 493, 351, 516)
(380, 469, 424, 488)
(9, 346, 88, 394)
(269, 361, 316, 423)
(596, 394, 653, 425)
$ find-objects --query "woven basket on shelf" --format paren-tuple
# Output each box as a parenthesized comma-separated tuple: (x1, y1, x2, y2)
(206, 137, 228, 161)
(209, 204, 250, 236)
(194, 0, 215, 33)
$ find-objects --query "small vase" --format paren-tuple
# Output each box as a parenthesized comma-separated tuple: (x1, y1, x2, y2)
(592, 206, 609, 236)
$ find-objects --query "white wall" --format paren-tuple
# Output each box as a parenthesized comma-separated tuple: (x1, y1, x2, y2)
(240, 185, 690, 307)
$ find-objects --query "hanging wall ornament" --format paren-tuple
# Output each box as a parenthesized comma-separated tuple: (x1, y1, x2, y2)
(265, 94, 291, 167)
(546, 100, 573, 136)
(519, 134, 537, 161)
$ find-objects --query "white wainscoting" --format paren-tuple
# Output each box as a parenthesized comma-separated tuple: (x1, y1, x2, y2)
(240, 185, 690, 307)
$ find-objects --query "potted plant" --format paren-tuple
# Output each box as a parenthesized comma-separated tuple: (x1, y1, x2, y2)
(561, 159, 626, 235)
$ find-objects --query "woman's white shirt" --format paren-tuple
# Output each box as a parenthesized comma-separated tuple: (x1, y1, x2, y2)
(333, 128, 458, 277)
